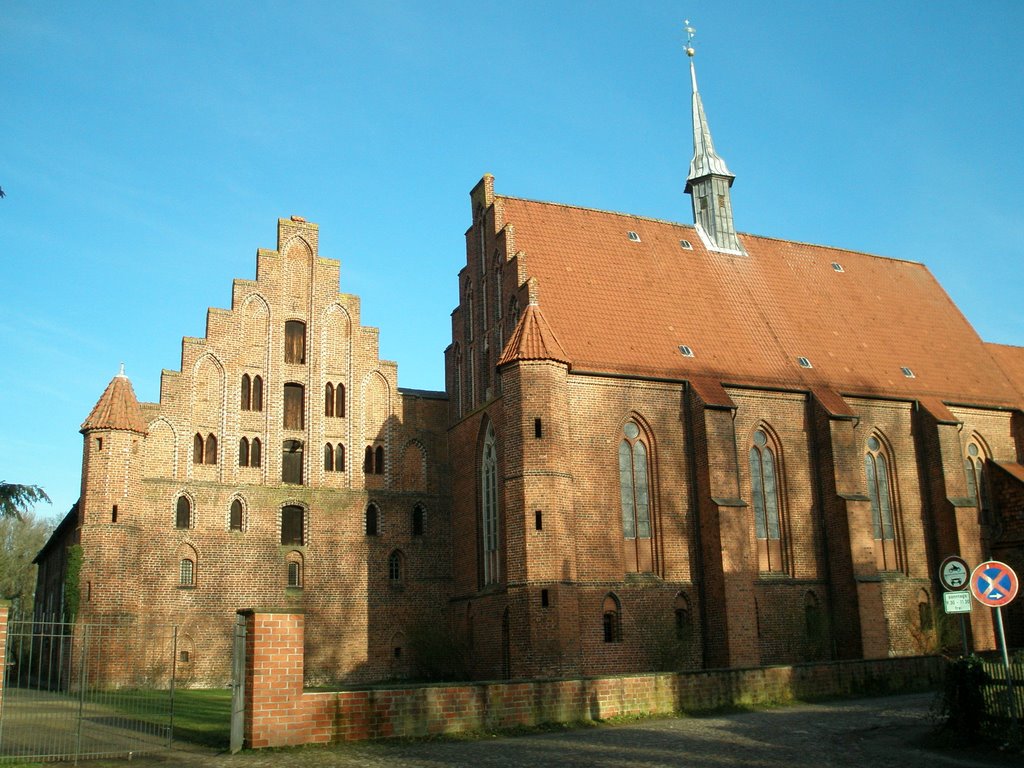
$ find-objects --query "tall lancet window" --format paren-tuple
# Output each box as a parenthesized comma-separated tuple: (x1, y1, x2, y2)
(619, 420, 654, 573)
(481, 423, 500, 585)
(964, 439, 993, 526)
(865, 435, 901, 571)
(749, 428, 785, 573)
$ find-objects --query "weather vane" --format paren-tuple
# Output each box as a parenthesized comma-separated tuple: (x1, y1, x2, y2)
(684, 19, 696, 57)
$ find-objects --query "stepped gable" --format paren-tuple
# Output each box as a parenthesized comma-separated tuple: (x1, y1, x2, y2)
(80, 368, 147, 434)
(497, 195, 1020, 408)
(497, 302, 571, 367)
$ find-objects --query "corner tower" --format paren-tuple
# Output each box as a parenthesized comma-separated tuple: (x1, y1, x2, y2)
(684, 23, 744, 255)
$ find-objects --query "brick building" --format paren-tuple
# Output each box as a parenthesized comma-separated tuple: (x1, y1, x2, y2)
(35, 48, 1024, 684)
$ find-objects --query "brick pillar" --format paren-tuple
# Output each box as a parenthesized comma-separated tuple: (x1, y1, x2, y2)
(241, 609, 307, 749)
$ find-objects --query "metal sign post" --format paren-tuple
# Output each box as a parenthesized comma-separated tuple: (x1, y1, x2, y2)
(939, 555, 970, 655)
(969, 561, 1019, 740)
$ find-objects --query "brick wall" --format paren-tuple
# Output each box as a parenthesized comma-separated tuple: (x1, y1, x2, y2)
(240, 608, 942, 749)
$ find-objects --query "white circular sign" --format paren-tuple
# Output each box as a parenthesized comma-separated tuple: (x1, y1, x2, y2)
(939, 556, 969, 591)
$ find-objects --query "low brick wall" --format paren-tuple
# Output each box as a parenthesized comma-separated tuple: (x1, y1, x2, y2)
(240, 609, 943, 748)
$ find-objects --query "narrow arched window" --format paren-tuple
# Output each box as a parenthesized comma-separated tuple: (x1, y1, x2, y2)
(804, 590, 826, 659)
(324, 443, 334, 472)
(918, 589, 933, 633)
(193, 433, 204, 465)
(602, 594, 622, 643)
(674, 593, 692, 641)
(285, 320, 306, 364)
(366, 503, 379, 536)
(335, 444, 345, 472)
(175, 496, 192, 529)
(388, 550, 403, 583)
(481, 424, 500, 585)
(250, 438, 262, 469)
(287, 559, 302, 588)
(283, 383, 304, 430)
(336, 383, 345, 417)
(252, 375, 263, 411)
(375, 446, 384, 475)
(241, 373, 251, 411)
(364, 446, 374, 474)
(964, 439, 993, 525)
(325, 383, 335, 417)
(749, 428, 785, 573)
(229, 499, 243, 531)
(865, 435, 899, 570)
(179, 558, 195, 587)
(205, 434, 217, 465)
(239, 437, 250, 467)
(282, 440, 304, 485)
(619, 420, 653, 573)
(412, 504, 425, 536)
(281, 505, 305, 545)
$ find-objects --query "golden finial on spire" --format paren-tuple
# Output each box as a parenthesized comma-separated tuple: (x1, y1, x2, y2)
(684, 19, 696, 57)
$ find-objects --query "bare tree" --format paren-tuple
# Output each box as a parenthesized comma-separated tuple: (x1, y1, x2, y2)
(0, 511, 55, 616)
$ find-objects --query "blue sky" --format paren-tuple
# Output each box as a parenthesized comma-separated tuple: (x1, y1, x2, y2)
(3, 1, 1023, 521)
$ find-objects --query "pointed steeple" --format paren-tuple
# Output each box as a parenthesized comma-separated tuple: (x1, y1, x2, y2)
(683, 23, 744, 255)
(81, 367, 147, 434)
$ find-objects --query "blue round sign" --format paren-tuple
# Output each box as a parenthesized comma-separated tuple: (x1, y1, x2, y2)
(969, 561, 1019, 608)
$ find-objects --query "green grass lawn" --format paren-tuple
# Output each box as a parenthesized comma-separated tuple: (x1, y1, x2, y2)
(103, 688, 232, 749)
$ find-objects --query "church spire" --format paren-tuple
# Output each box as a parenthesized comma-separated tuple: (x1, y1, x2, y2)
(683, 22, 744, 255)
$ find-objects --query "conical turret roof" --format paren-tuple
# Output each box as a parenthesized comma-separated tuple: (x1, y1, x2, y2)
(497, 302, 571, 367)
(80, 366, 147, 434)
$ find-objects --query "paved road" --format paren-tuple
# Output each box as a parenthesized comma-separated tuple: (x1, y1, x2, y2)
(98, 693, 1020, 768)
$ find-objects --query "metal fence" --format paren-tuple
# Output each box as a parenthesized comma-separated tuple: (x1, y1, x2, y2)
(979, 658, 1023, 741)
(0, 617, 180, 762)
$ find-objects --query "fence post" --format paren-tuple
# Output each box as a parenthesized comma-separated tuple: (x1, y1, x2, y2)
(0, 601, 10, 729)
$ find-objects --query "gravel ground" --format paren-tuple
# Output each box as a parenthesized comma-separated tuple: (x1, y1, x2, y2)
(76, 692, 1024, 768)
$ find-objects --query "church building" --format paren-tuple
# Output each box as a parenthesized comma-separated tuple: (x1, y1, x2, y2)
(35, 43, 1024, 685)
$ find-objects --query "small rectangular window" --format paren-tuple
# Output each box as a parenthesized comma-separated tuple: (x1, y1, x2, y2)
(285, 320, 306, 364)
(111, 505, 118, 523)
(541, 589, 549, 607)
(179, 650, 190, 663)
(287, 561, 302, 588)
(535, 510, 543, 531)
(96, 437, 103, 451)
(534, 418, 543, 439)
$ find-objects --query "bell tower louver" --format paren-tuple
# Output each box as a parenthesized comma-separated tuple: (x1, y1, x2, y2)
(684, 23, 744, 255)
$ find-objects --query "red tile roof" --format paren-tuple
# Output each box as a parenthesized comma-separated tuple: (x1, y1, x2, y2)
(987, 343, 1024, 405)
(497, 303, 571, 367)
(497, 196, 1022, 409)
(81, 373, 147, 434)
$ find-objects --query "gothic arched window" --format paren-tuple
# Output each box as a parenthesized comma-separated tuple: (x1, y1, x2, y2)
(481, 423, 500, 585)
(964, 439, 993, 526)
(865, 434, 901, 571)
(749, 428, 785, 573)
(619, 420, 654, 573)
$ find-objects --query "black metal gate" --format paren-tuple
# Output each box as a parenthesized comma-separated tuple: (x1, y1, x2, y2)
(0, 617, 179, 762)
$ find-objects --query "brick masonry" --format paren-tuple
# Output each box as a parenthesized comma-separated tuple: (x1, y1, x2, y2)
(239, 608, 943, 748)
(33, 183, 1024, 689)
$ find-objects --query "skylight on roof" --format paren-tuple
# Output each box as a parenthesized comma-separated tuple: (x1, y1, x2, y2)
(797, 356, 813, 369)
(901, 367, 915, 378)
(627, 231, 641, 242)
(680, 239, 693, 250)
(678, 345, 694, 358)
(831, 262, 844, 272)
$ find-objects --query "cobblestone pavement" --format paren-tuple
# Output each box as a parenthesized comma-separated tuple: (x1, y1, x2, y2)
(92, 693, 1021, 768)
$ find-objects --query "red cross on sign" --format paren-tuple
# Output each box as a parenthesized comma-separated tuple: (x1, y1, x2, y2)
(969, 561, 1019, 608)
